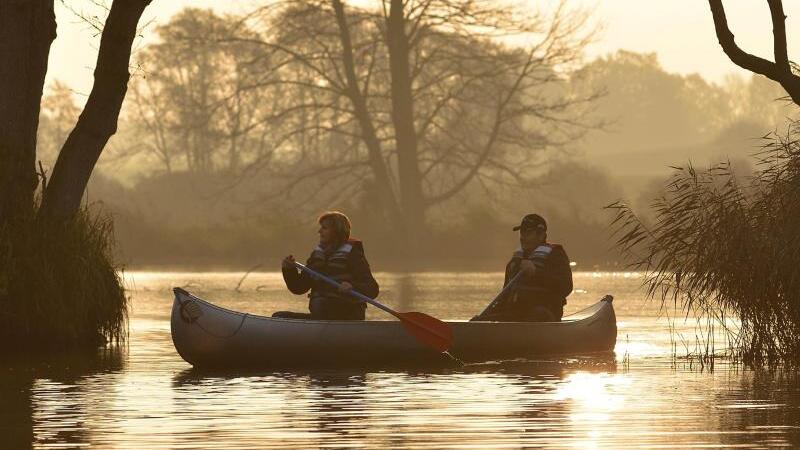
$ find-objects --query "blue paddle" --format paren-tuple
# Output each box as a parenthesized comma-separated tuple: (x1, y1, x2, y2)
(293, 262, 454, 352)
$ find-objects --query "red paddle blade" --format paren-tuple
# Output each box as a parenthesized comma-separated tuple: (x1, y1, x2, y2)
(397, 311, 454, 353)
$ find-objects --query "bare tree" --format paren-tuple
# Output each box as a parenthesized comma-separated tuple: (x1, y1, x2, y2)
(1, 0, 151, 224)
(229, 1, 399, 217)
(709, 0, 800, 105)
(233, 0, 597, 242)
(38, 0, 152, 222)
(332, 0, 400, 220)
(125, 9, 278, 176)
(385, 0, 425, 237)
(128, 73, 177, 173)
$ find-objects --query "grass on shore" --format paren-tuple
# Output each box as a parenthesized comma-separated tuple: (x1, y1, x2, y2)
(608, 123, 800, 367)
(0, 207, 127, 353)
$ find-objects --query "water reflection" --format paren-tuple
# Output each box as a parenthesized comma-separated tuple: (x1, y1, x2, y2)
(165, 357, 618, 448)
(4, 272, 800, 448)
(8, 346, 800, 448)
(168, 369, 371, 448)
(715, 369, 800, 448)
(306, 372, 369, 444)
(0, 368, 33, 449)
(0, 348, 124, 449)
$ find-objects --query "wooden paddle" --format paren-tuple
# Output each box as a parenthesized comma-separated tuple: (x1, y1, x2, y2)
(293, 262, 454, 353)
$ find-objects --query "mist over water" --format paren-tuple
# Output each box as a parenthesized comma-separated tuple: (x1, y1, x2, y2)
(3, 271, 799, 449)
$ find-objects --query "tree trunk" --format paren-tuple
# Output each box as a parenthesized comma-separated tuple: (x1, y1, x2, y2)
(0, 0, 56, 225)
(386, 0, 425, 242)
(40, 0, 151, 222)
(332, 0, 401, 224)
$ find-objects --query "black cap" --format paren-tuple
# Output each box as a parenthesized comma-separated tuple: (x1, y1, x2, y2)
(513, 213, 547, 232)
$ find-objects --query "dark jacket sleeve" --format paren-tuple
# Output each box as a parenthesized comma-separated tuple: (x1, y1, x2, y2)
(532, 246, 573, 298)
(348, 243, 379, 299)
(282, 260, 313, 295)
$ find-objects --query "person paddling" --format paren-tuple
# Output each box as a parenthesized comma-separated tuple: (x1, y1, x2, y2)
(274, 211, 379, 320)
(471, 213, 573, 322)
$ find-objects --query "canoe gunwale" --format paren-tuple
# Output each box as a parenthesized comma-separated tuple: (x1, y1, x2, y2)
(172, 288, 613, 327)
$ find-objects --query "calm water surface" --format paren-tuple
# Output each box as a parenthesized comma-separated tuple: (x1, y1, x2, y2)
(2, 272, 800, 449)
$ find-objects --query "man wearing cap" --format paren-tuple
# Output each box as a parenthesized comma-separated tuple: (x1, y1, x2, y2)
(472, 214, 573, 322)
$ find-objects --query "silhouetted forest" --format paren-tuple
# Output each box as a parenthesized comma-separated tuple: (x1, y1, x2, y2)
(36, 6, 794, 270)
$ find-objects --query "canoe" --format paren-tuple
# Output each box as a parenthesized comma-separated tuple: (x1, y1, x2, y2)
(171, 287, 617, 368)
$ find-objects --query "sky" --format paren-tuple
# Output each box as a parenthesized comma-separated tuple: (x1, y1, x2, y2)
(47, 1, 800, 96)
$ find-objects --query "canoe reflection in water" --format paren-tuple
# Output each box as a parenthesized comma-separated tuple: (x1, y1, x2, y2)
(170, 288, 617, 368)
(172, 369, 372, 443)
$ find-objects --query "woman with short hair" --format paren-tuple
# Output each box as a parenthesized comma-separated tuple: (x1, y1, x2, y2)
(275, 211, 379, 320)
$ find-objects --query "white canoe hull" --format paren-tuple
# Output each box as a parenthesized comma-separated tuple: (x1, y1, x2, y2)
(171, 288, 617, 368)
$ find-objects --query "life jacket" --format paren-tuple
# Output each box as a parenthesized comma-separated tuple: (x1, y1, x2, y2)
(511, 243, 561, 268)
(507, 243, 565, 305)
(307, 239, 362, 306)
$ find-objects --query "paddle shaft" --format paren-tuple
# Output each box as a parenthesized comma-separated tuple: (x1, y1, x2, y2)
(292, 261, 454, 353)
(477, 271, 523, 317)
(292, 262, 399, 317)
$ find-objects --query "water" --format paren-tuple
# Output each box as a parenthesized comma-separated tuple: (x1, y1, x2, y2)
(3, 272, 800, 449)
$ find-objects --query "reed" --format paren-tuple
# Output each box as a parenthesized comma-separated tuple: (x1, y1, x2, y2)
(0, 206, 127, 353)
(608, 123, 800, 367)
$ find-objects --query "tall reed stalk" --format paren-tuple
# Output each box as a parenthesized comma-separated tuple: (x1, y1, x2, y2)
(0, 206, 127, 352)
(608, 123, 800, 366)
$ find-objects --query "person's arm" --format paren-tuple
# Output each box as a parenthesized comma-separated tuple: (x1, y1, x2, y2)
(348, 244, 379, 299)
(282, 255, 312, 295)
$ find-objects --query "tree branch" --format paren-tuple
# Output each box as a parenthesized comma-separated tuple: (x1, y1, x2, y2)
(708, 0, 800, 104)
(767, 0, 789, 71)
